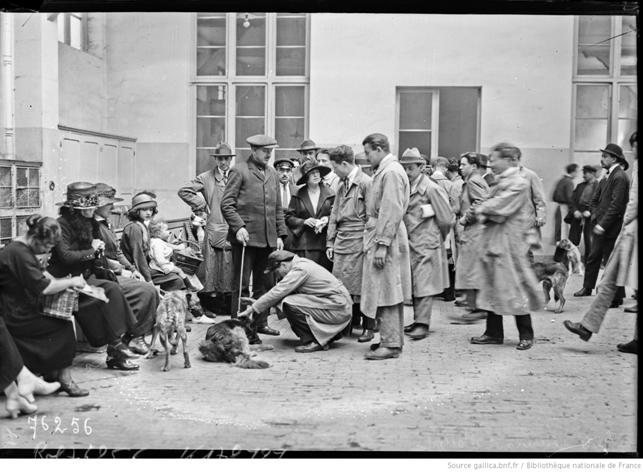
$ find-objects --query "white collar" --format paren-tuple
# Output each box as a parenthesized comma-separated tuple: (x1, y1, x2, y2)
(607, 163, 619, 175)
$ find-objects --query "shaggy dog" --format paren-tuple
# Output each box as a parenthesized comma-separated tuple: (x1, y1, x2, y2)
(532, 261, 569, 313)
(555, 238, 585, 276)
(198, 315, 272, 369)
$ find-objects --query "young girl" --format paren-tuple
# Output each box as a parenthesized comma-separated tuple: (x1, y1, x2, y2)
(148, 219, 196, 291)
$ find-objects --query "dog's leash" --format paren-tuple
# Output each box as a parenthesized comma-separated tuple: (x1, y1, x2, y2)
(237, 243, 246, 315)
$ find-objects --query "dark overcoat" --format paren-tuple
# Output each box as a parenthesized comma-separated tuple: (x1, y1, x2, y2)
(589, 165, 630, 239)
(285, 184, 335, 252)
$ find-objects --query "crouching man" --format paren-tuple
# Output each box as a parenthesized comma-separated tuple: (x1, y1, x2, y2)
(237, 250, 352, 353)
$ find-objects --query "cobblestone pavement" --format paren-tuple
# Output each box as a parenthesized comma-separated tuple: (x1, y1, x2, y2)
(0, 273, 637, 453)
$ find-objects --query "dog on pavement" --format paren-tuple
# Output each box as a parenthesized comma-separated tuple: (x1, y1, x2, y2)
(532, 261, 569, 313)
(555, 238, 585, 276)
(146, 290, 193, 371)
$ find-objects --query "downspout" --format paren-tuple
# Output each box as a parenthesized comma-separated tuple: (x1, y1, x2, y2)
(1, 13, 15, 160)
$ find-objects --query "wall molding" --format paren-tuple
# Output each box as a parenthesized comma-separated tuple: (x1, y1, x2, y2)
(58, 124, 137, 143)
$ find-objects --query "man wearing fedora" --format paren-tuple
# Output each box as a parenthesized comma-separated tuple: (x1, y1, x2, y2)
(179, 143, 235, 316)
(221, 134, 288, 337)
(293, 139, 320, 185)
(400, 148, 454, 341)
(574, 143, 630, 308)
(273, 155, 298, 250)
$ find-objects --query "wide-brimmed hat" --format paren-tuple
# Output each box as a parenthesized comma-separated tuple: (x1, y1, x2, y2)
(56, 182, 99, 209)
(297, 139, 320, 152)
(210, 143, 236, 158)
(95, 182, 124, 207)
(600, 143, 625, 160)
(399, 148, 426, 165)
(296, 160, 331, 185)
(130, 192, 157, 212)
(273, 156, 295, 169)
(263, 250, 296, 273)
(247, 134, 278, 148)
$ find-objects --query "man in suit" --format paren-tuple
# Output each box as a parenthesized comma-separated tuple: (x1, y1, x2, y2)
(274, 156, 298, 251)
(220, 134, 288, 337)
(567, 165, 599, 262)
(574, 143, 630, 307)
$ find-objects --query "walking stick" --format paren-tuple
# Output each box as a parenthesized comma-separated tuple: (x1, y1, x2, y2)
(237, 243, 246, 316)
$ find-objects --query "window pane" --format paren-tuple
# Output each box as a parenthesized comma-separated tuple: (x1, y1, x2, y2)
(277, 16, 306, 46)
(197, 16, 226, 47)
(29, 168, 39, 185)
(574, 119, 608, 150)
(236, 86, 265, 116)
(235, 118, 265, 148)
(276, 47, 306, 76)
(399, 92, 432, 130)
(0, 188, 11, 207)
(16, 167, 27, 187)
(26, 188, 40, 207)
(0, 167, 10, 186)
(275, 118, 305, 149)
(398, 131, 431, 157)
(621, 16, 637, 76)
(197, 149, 217, 176)
(236, 14, 266, 46)
(576, 85, 610, 118)
(577, 16, 611, 76)
(236, 47, 266, 76)
(197, 48, 226, 76)
(197, 118, 226, 147)
(69, 14, 82, 49)
(275, 86, 305, 117)
(619, 85, 637, 118)
(197, 85, 226, 116)
(16, 188, 28, 207)
(0, 218, 11, 241)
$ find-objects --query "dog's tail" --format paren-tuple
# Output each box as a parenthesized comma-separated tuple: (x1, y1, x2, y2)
(234, 355, 270, 369)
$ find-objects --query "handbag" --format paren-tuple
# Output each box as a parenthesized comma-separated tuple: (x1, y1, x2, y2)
(93, 248, 119, 283)
(41, 289, 79, 322)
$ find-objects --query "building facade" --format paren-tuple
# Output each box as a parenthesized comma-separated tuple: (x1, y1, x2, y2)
(0, 12, 637, 244)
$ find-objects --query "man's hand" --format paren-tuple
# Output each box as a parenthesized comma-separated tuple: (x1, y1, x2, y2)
(276, 238, 284, 251)
(91, 239, 105, 251)
(374, 244, 388, 269)
(238, 306, 254, 318)
(236, 228, 250, 245)
(574, 210, 582, 219)
(582, 210, 591, 218)
(326, 247, 334, 261)
(593, 224, 605, 236)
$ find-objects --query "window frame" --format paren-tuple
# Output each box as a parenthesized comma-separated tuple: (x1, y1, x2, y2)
(57, 13, 88, 51)
(395, 87, 440, 158)
(0, 160, 42, 248)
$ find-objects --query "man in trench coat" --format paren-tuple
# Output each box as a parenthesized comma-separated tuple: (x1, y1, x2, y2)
(220, 134, 288, 336)
(178, 143, 235, 315)
(399, 148, 454, 341)
(238, 250, 352, 353)
(326, 145, 373, 341)
(360, 133, 411, 360)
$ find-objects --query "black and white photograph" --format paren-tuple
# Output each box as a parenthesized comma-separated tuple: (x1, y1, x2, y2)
(0, 2, 638, 459)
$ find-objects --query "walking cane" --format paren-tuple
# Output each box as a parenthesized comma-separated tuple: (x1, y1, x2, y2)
(236, 243, 246, 316)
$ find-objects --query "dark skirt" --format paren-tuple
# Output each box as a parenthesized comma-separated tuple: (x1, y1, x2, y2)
(0, 317, 23, 390)
(151, 269, 186, 292)
(75, 277, 138, 347)
(118, 276, 159, 336)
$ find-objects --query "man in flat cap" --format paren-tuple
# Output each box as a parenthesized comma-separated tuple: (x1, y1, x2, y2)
(567, 164, 600, 262)
(178, 143, 235, 315)
(238, 250, 352, 352)
(221, 134, 288, 337)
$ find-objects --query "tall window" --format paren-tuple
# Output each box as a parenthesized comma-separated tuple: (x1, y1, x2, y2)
(195, 13, 309, 174)
(0, 162, 41, 247)
(573, 16, 637, 165)
(57, 13, 87, 51)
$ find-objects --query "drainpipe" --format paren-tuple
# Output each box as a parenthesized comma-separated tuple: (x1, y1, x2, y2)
(1, 13, 15, 160)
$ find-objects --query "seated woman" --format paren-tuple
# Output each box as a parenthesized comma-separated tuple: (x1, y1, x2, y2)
(2, 316, 60, 418)
(285, 160, 335, 271)
(0, 214, 90, 398)
(47, 182, 141, 371)
(120, 191, 185, 291)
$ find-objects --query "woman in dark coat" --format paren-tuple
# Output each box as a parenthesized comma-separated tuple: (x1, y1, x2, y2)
(120, 191, 186, 291)
(285, 160, 335, 271)
(0, 214, 90, 399)
(47, 182, 141, 372)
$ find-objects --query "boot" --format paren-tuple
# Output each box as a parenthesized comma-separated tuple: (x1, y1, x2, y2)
(359, 317, 376, 342)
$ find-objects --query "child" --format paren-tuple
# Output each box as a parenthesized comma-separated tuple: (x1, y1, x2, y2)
(148, 219, 196, 291)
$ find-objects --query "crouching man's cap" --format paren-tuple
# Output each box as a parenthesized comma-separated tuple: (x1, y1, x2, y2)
(264, 250, 296, 273)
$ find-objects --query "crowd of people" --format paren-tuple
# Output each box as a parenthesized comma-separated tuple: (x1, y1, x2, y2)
(0, 130, 637, 418)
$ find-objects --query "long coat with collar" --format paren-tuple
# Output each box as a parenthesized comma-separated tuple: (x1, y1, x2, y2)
(475, 166, 543, 316)
(251, 256, 352, 346)
(518, 165, 547, 229)
(220, 157, 288, 249)
(616, 160, 637, 288)
(404, 174, 453, 298)
(430, 170, 458, 257)
(178, 167, 233, 293)
(285, 183, 335, 269)
(455, 172, 490, 289)
(360, 154, 412, 318)
(589, 165, 630, 239)
(327, 167, 372, 299)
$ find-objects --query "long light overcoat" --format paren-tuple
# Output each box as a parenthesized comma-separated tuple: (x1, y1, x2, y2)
(475, 166, 543, 316)
(360, 154, 411, 318)
(455, 172, 489, 289)
(251, 256, 352, 345)
(178, 167, 233, 293)
(327, 167, 372, 299)
(404, 174, 453, 298)
(616, 160, 637, 289)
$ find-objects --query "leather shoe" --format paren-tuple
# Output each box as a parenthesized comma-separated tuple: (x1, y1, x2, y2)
(470, 334, 503, 345)
(624, 304, 638, 313)
(294, 341, 328, 353)
(106, 357, 140, 371)
(406, 324, 428, 340)
(573, 288, 592, 297)
(58, 380, 89, 397)
(365, 347, 400, 360)
(358, 330, 374, 343)
(563, 320, 592, 341)
(403, 323, 417, 333)
(609, 298, 623, 309)
(516, 339, 534, 350)
(616, 340, 638, 354)
(108, 343, 140, 359)
(257, 326, 280, 336)
(128, 337, 149, 355)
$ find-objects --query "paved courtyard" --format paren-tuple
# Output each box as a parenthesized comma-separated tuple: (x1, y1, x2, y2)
(0, 273, 637, 453)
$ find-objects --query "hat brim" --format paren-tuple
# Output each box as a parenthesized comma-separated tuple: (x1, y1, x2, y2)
(297, 147, 320, 152)
(296, 165, 331, 185)
(600, 148, 625, 160)
(97, 196, 124, 207)
(130, 201, 157, 212)
(55, 201, 98, 209)
(400, 157, 426, 165)
(211, 153, 235, 158)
